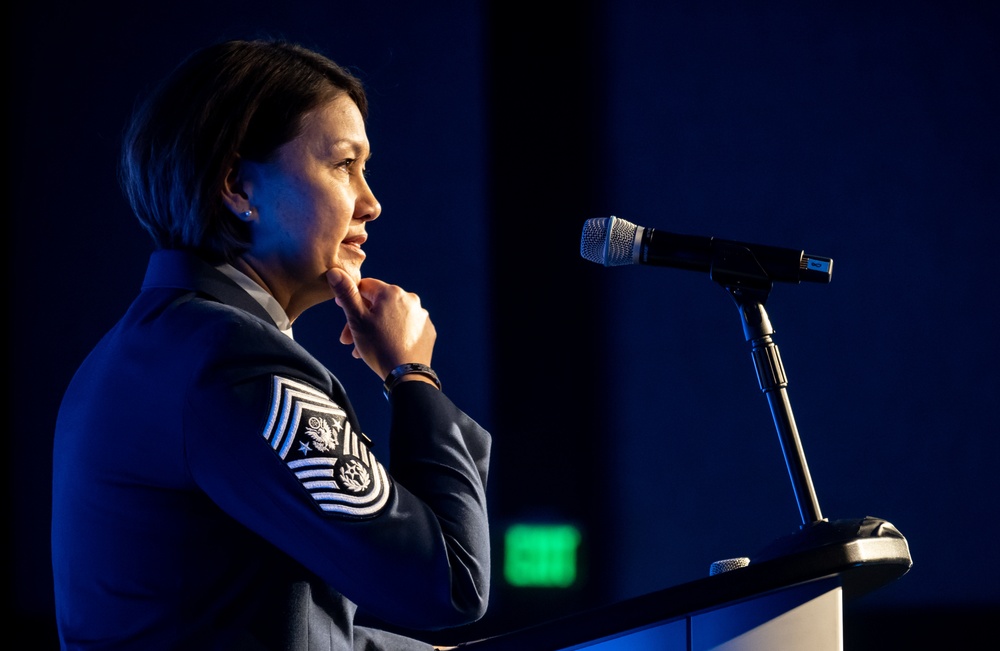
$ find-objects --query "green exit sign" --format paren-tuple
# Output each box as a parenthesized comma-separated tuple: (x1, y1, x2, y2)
(504, 524, 581, 588)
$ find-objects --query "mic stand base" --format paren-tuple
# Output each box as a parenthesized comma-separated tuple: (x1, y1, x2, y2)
(747, 515, 913, 600)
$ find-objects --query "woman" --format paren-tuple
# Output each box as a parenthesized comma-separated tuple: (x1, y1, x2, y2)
(51, 39, 491, 650)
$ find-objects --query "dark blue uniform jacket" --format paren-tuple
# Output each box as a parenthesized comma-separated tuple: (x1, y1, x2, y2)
(51, 250, 491, 650)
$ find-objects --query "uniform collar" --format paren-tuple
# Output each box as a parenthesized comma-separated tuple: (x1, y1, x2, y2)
(141, 250, 287, 335)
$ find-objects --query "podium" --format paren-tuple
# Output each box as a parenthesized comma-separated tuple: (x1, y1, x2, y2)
(457, 517, 911, 650)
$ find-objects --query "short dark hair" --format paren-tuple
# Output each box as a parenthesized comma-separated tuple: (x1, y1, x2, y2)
(120, 39, 368, 262)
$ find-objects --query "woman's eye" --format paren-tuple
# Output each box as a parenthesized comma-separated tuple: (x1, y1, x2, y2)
(334, 157, 369, 178)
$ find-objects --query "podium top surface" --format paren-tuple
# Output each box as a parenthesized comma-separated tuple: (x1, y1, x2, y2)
(457, 517, 912, 651)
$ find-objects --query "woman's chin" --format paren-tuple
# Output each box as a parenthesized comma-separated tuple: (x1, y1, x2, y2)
(344, 266, 363, 285)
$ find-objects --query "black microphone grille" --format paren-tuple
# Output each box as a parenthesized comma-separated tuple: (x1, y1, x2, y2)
(580, 216, 640, 266)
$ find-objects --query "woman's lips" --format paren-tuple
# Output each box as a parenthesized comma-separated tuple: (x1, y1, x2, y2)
(341, 233, 367, 256)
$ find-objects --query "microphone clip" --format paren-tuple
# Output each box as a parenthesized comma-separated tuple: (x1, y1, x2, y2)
(708, 240, 775, 303)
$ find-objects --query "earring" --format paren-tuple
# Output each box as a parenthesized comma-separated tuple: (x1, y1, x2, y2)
(241, 209, 252, 218)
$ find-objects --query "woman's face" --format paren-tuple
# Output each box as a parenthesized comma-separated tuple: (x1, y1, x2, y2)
(239, 92, 380, 313)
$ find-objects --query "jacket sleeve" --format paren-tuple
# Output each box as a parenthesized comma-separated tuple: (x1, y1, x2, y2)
(182, 315, 491, 631)
(387, 381, 492, 621)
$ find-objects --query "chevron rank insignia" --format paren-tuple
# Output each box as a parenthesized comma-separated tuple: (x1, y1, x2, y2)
(261, 376, 390, 518)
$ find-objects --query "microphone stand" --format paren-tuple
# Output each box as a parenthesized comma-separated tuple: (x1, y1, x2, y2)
(708, 242, 910, 575)
(709, 241, 822, 526)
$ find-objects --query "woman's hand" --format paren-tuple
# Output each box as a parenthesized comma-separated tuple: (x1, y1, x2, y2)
(327, 267, 436, 380)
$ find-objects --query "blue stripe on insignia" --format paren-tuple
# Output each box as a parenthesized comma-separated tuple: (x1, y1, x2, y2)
(287, 458, 331, 468)
(302, 480, 339, 490)
(296, 468, 337, 479)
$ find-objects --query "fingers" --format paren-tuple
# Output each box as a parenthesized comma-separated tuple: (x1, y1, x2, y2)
(330, 271, 365, 359)
(326, 268, 364, 318)
(339, 321, 354, 345)
(340, 323, 363, 359)
(326, 268, 436, 378)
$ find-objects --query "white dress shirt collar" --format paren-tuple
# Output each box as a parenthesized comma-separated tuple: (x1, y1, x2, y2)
(215, 263, 294, 339)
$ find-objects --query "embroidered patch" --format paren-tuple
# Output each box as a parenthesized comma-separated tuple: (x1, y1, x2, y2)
(262, 376, 389, 518)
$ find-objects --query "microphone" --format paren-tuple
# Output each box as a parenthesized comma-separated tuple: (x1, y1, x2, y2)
(580, 216, 833, 284)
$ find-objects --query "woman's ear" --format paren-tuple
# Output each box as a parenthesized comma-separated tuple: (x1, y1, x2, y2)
(221, 156, 254, 221)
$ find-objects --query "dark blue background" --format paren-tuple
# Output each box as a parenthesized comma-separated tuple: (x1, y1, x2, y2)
(9, 1, 998, 647)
